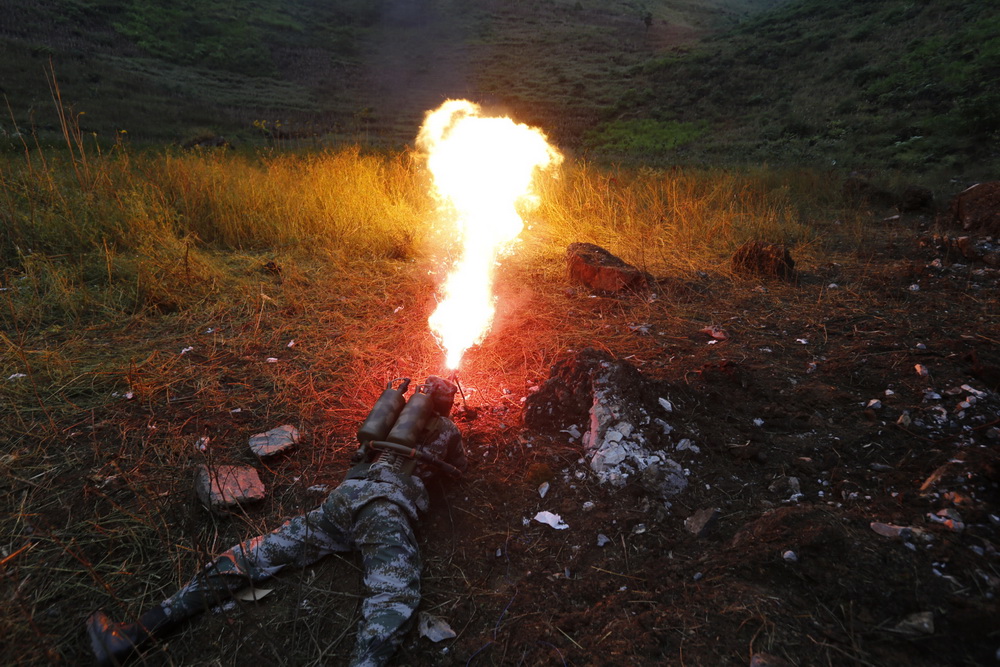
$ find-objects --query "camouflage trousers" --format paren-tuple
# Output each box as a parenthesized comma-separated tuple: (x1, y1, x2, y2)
(161, 465, 427, 667)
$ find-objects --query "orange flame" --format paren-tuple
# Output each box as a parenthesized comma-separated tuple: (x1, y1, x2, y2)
(418, 100, 562, 369)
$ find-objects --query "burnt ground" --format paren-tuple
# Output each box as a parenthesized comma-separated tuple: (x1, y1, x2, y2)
(122, 211, 996, 667)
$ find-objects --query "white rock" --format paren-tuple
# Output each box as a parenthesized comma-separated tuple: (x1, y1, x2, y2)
(417, 613, 457, 642)
(658, 398, 673, 412)
(249, 425, 300, 457)
(604, 429, 624, 444)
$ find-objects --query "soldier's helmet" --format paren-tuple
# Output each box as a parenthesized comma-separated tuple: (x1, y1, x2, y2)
(423, 375, 458, 417)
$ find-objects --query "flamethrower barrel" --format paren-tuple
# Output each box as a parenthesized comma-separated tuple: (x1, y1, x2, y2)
(368, 441, 463, 478)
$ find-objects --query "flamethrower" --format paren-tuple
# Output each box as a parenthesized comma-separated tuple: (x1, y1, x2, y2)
(354, 376, 464, 478)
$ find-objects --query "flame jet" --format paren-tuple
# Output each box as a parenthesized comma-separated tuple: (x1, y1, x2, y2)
(417, 100, 562, 369)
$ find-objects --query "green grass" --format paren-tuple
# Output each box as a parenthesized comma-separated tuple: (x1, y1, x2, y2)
(611, 0, 1000, 177)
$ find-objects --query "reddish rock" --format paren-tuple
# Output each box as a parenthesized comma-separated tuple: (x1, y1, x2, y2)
(195, 464, 265, 512)
(731, 241, 795, 280)
(566, 242, 649, 293)
(949, 182, 1000, 234)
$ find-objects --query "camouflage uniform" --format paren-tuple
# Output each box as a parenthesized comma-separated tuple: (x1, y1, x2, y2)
(90, 414, 465, 667)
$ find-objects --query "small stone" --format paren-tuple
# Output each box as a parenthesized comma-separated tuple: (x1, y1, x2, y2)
(675, 438, 699, 453)
(893, 611, 934, 636)
(417, 612, 457, 642)
(596, 533, 611, 547)
(871, 522, 911, 539)
(684, 508, 721, 538)
(929, 508, 965, 532)
(782, 550, 798, 562)
(249, 425, 300, 458)
(768, 476, 801, 496)
(914, 364, 929, 377)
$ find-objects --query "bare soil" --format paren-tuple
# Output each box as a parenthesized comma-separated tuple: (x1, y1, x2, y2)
(42, 208, 994, 667)
(382, 213, 1000, 666)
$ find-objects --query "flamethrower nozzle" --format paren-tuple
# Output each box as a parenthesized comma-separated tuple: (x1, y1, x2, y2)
(446, 370, 467, 408)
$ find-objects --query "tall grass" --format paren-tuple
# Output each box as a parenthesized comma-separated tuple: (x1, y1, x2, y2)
(2, 143, 841, 330)
(535, 162, 818, 275)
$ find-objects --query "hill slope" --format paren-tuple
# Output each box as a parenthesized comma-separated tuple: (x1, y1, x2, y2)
(0, 0, 780, 146)
(603, 0, 1000, 177)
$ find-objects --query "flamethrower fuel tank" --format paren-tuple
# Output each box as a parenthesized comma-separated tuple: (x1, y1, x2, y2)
(385, 391, 433, 448)
(357, 379, 410, 442)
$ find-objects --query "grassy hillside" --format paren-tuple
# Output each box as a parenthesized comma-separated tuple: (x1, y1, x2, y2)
(4, 0, 994, 178)
(0, 0, 381, 143)
(600, 0, 1000, 177)
(0, 0, 779, 147)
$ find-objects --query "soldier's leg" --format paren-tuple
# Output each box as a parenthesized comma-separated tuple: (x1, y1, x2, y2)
(89, 505, 348, 666)
(348, 500, 422, 667)
(162, 505, 350, 619)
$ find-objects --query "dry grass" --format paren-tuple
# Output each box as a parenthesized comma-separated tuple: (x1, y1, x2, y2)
(0, 137, 876, 664)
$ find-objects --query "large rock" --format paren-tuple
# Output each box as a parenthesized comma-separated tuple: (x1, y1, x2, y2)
(566, 243, 649, 293)
(731, 241, 795, 280)
(948, 182, 1000, 234)
(524, 348, 687, 497)
(195, 465, 265, 512)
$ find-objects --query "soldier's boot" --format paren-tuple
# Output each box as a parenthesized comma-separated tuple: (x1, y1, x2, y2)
(86, 605, 172, 666)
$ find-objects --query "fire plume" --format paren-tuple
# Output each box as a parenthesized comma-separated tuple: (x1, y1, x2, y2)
(418, 100, 562, 369)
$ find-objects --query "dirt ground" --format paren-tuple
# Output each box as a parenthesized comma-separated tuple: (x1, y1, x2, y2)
(7, 191, 998, 666)
(385, 212, 1000, 667)
(129, 209, 995, 667)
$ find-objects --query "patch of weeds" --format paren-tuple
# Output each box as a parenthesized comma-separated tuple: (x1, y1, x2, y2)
(585, 119, 707, 155)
